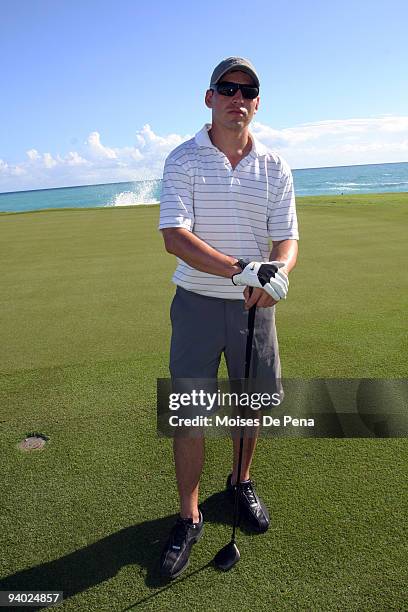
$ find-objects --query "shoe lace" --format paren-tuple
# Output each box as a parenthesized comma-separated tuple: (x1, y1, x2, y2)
(241, 480, 257, 506)
(170, 518, 192, 549)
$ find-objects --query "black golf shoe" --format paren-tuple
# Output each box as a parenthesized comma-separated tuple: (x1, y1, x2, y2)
(160, 511, 204, 578)
(226, 474, 270, 533)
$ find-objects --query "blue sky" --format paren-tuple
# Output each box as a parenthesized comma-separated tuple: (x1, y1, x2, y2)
(1, 0, 408, 191)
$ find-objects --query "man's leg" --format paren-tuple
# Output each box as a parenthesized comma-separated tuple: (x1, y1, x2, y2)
(161, 288, 225, 578)
(223, 301, 281, 532)
(231, 433, 258, 484)
(225, 301, 281, 480)
(174, 437, 203, 523)
(170, 287, 225, 520)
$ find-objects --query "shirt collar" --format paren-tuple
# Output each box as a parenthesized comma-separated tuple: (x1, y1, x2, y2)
(194, 123, 268, 157)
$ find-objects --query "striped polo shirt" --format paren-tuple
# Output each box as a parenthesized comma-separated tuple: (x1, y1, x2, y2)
(159, 124, 299, 299)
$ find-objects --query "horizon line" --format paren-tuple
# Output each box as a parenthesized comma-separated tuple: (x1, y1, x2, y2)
(1, 159, 407, 196)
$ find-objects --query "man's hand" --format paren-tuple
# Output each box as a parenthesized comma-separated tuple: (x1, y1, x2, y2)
(232, 260, 289, 302)
(243, 286, 278, 309)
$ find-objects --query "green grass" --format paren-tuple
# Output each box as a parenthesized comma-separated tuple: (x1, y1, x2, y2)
(0, 193, 407, 611)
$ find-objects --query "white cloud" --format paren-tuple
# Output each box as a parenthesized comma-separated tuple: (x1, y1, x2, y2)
(251, 115, 408, 168)
(0, 125, 191, 192)
(10, 166, 26, 176)
(85, 131, 117, 159)
(43, 153, 57, 168)
(26, 149, 41, 161)
(1, 115, 407, 192)
(65, 151, 89, 166)
(378, 116, 408, 133)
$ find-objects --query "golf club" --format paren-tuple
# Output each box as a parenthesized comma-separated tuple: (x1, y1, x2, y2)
(213, 294, 256, 571)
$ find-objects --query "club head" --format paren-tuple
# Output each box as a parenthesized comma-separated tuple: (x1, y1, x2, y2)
(213, 541, 240, 571)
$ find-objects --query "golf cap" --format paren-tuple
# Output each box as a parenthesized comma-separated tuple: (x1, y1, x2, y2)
(209, 57, 260, 89)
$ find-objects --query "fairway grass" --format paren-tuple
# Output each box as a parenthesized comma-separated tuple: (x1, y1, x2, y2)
(1, 193, 407, 611)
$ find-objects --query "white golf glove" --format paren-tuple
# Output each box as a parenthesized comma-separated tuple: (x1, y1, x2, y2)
(232, 260, 289, 301)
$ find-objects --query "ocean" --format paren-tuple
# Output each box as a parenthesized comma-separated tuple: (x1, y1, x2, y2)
(0, 161, 407, 214)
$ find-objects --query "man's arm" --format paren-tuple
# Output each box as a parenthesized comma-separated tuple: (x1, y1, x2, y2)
(270, 239, 298, 276)
(162, 227, 242, 278)
(244, 239, 298, 309)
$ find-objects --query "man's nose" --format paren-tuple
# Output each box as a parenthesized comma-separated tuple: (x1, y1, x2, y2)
(231, 86, 245, 103)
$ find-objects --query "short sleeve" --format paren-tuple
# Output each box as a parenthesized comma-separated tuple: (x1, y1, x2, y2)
(267, 158, 299, 241)
(158, 155, 194, 231)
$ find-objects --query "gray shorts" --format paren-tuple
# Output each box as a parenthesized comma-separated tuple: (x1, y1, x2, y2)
(169, 286, 281, 381)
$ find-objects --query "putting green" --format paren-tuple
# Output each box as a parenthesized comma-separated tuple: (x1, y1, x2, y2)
(0, 194, 407, 610)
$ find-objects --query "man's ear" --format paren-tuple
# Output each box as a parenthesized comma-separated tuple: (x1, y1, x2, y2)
(253, 96, 260, 114)
(205, 89, 213, 108)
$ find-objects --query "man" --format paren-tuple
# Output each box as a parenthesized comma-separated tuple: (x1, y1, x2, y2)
(158, 57, 299, 578)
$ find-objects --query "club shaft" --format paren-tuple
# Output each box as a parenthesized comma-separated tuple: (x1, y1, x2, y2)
(245, 304, 256, 379)
(231, 433, 244, 542)
(231, 300, 256, 543)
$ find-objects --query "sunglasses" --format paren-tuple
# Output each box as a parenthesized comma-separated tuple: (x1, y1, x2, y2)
(213, 81, 259, 100)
